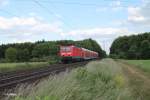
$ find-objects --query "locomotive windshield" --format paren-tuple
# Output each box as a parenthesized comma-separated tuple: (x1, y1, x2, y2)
(61, 46, 71, 52)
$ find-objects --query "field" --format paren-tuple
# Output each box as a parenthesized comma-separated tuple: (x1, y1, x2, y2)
(7, 59, 132, 100)
(0, 62, 49, 73)
(118, 60, 150, 100)
(125, 60, 150, 73)
(3, 59, 150, 100)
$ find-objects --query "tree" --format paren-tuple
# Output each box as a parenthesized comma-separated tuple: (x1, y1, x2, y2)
(48, 43, 59, 55)
(100, 50, 107, 58)
(128, 45, 138, 59)
(32, 43, 50, 58)
(110, 32, 150, 59)
(110, 36, 130, 55)
(5, 47, 17, 62)
(140, 40, 150, 59)
(17, 49, 30, 61)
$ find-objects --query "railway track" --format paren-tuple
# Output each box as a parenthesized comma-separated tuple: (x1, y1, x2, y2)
(0, 61, 89, 92)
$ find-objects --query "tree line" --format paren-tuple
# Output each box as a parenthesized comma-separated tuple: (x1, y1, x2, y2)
(0, 39, 106, 62)
(110, 32, 150, 59)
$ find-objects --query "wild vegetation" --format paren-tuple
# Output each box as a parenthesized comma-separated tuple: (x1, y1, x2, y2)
(0, 62, 48, 73)
(7, 59, 132, 100)
(0, 39, 106, 63)
(110, 32, 150, 59)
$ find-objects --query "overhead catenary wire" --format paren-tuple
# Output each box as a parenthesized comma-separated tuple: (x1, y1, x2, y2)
(32, 0, 73, 29)
(14, 0, 138, 8)
(0, 0, 138, 17)
(40, 0, 130, 7)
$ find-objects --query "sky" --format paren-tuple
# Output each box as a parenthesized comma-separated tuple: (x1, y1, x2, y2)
(0, 0, 149, 53)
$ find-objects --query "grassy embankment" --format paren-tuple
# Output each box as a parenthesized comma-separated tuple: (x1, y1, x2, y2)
(125, 60, 150, 73)
(10, 59, 133, 100)
(120, 60, 150, 100)
(0, 62, 49, 73)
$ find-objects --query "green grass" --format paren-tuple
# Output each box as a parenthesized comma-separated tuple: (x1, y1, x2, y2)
(125, 60, 150, 73)
(0, 62, 49, 73)
(10, 59, 133, 100)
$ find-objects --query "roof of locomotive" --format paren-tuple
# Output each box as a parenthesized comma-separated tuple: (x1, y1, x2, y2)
(82, 48, 98, 54)
(60, 45, 98, 54)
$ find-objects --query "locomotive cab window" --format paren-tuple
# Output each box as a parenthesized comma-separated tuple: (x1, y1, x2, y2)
(61, 47, 71, 52)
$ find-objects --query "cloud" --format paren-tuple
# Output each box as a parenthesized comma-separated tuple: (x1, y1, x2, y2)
(0, 16, 63, 37)
(0, 16, 63, 44)
(127, 1, 150, 26)
(0, 17, 38, 29)
(96, 0, 124, 12)
(62, 27, 130, 40)
(128, 7, 145, 23)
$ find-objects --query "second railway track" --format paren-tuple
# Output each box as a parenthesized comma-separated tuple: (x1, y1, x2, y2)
(0, 61, 89, 92)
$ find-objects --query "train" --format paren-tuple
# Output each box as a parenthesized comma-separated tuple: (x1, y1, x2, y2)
(59, 45, 99, 63)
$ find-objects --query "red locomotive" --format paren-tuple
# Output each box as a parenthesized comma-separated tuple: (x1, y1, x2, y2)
(59, 45, 98, 63)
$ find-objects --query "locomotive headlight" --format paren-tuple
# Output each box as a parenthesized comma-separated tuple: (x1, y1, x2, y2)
(61, 52, 72, 56)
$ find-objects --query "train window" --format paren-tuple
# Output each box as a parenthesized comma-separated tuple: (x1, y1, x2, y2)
(61, 47, 71, 52)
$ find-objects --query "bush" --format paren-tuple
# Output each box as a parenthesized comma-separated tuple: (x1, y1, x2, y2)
(30, 57, 45, 62)
(0, 58, 7, 63)
(47, 56, 61, 64)
(5, 47, 17, 62)
(30, 56, 60, 64)
(109, 54, 120, 59)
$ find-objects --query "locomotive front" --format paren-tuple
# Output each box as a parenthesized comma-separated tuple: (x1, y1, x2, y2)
(60, 45, 73, 63)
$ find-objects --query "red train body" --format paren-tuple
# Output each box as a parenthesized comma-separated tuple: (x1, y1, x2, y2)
(59, 45, 98, 63)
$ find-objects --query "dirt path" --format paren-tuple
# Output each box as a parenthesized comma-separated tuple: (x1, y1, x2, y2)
(118, 61, 150, 100)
